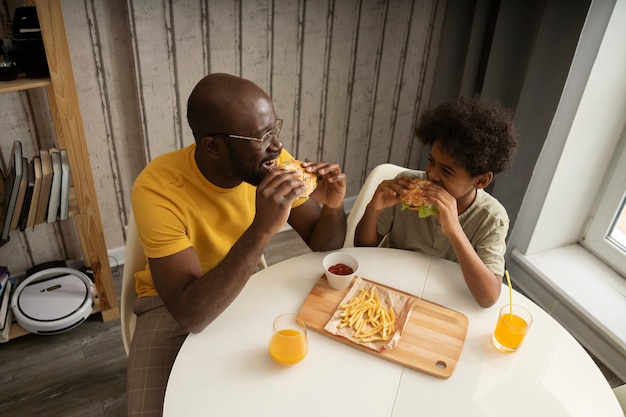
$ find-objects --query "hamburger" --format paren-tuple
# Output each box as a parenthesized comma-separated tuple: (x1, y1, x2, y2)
(399, 179, 438, 218)
(278, 160, 318, 197)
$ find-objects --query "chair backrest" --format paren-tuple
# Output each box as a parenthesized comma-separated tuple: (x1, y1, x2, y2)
(344, 163, 408, 247)
(121, 212, 145, 356)
(614, 384, 626, 413)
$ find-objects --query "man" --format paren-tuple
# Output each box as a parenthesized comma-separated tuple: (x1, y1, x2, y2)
(127, 73, 347, 416)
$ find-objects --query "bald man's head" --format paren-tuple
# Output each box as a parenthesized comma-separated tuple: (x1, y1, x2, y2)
(187, 73, 275, 142)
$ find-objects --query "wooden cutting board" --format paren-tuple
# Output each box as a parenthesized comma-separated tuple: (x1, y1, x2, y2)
(297, 275, 469, 379)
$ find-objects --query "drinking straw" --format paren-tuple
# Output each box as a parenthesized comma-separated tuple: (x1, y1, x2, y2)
(505, 270, 513, 316)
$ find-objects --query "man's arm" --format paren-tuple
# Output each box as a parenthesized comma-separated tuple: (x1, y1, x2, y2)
(288, 161, 347, 251)
(149, 224, 273, 333)
(149, 169, 307, 333)
(289, 200, 346, 250)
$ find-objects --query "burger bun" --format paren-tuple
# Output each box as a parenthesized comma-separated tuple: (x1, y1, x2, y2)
(399, 179, 438, 218)
(278, 160, 318, 197)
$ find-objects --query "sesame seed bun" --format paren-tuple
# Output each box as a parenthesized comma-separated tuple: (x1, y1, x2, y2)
(278, 160, 318, 197)
(399, 179, 431, 210)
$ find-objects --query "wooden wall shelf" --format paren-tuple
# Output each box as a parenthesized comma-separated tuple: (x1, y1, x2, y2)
(0, 75, 52, 93)
(3, 0, 119, 340)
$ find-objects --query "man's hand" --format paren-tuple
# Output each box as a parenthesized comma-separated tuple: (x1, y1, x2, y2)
(302, 161, 346, 209)
(254, 169, 306, 235)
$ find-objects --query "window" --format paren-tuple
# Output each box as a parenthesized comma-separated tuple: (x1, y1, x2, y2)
(581, 133, 626, 276)
(611, 200, 626, 249)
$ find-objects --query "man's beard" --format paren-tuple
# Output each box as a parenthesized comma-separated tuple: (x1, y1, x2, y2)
(225, 141, 266, 186)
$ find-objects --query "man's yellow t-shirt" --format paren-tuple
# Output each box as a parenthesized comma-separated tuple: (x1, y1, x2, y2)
(131, 144, 304, 298)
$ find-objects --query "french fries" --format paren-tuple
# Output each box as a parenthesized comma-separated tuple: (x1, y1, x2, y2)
(337, 285, 396, 343)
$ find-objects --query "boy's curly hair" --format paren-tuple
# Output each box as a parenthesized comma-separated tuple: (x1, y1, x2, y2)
(415, 96, 517, 177)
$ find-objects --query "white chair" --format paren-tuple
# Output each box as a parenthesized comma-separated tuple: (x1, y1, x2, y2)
(121, 212, 269, 355)
(344, 163, 408, 247)
(614, 384, 626, 413)
(121, 212, 144, 356)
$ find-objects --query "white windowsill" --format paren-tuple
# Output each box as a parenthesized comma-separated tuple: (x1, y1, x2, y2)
(509, 244, 626, 381)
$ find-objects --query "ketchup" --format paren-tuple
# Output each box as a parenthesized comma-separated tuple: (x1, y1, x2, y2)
(328, 263, 354, 275)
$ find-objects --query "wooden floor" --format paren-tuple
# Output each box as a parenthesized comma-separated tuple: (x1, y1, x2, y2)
(0, 229, 622, 416)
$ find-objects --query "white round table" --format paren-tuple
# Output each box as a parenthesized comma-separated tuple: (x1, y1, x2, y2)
(164, 247, 622, 416)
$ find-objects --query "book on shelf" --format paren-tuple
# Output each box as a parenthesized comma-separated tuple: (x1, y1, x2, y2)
(47, 148, 62, 223)
(0, 306, 12, 343)
(59, 149, 71, 221)
(34, 149, 53, 225)
(9, 156, 28, 230)
(1, 140, 23, 243)
(0, 278, 13, 331)
(17, 157, 36, 231)
(0, 266, 8, 294)
(25, 156, 43, 228)
(0, 164, 5, 200)
(0, 269, 16, 342)
(0, 279, 7, 302)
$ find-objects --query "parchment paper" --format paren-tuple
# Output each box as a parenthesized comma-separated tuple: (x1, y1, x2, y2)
(324, 276, 416, 352)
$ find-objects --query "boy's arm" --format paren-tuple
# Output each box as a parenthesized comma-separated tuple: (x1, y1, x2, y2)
(354, 203, 384, 246)
(354, 177, 416, 247)
(446, 228, 502, 308)
(426, 187, 501, 308)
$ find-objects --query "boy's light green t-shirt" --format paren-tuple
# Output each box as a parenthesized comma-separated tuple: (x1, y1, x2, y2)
(377, 170, 509, 276)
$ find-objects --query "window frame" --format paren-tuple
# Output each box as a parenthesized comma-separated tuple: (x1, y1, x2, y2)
(581, 131, 626, 276)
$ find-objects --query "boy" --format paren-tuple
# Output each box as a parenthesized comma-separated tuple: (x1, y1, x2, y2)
(354, 96, 517, 307)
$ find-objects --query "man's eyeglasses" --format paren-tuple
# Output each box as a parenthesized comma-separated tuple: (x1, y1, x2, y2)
(214, 119, 282, 150)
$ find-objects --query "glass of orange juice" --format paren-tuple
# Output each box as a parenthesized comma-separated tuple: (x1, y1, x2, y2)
(268, 313, 308, 365)
(491, 304, 533, 352)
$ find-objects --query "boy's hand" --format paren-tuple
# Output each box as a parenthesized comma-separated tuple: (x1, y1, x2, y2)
(419, 183, 462, 236)
(369, 176, 417, 211)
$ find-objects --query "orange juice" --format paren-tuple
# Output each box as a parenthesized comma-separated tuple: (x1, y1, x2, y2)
(492, 312, 529, 352)
(268, 329, 308, 365)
